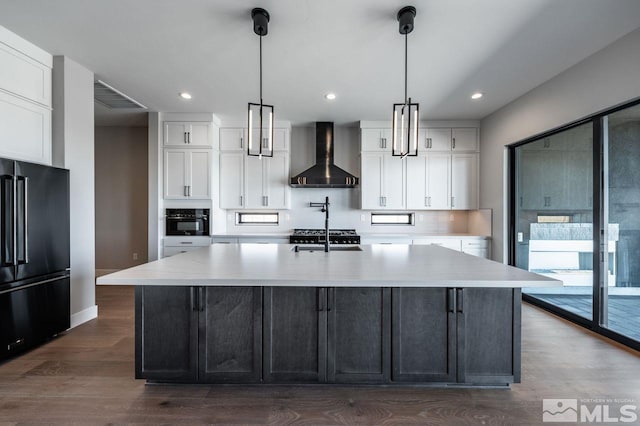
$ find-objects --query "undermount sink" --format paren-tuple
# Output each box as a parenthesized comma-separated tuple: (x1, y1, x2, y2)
(292, 245, 363, 252)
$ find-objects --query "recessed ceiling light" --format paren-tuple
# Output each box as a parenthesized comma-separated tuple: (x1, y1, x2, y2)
(325, 93, 336, 100)
(471, 92, 483, 100)
(179, 92, 192, 100)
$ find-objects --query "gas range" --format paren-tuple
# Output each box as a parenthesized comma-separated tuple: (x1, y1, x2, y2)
(290, 229, 360, 245)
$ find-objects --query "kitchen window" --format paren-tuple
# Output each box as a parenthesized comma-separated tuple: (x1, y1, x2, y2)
(236, 212, 279, 225)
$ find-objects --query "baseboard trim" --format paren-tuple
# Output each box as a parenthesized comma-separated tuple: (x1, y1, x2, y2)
(96, 269, 120, 279)
(69, 305, 98, 329)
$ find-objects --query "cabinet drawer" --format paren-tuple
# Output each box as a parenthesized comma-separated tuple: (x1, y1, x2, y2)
(412, 238, 462, 251)
(461, 239, 489, 250)
(164, 236, 211, 247)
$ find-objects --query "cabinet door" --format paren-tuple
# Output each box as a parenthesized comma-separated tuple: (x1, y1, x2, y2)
(220, 128, 246, 151)
(361, 153, 384, 209)
(272, 128, 288, 151)
(164, 122, 189, 146)
(244, 155, 265, 208)
(452, 128, 478, 151)
(382, 156, 405, 209)
(518, 150, 545, 210)
(451, 154, 478, 210)
(457, 288, 520, 384)
(188, 150, 211, 199)
(219, 152, 245, 208)
(425, 128, 452, 151)
(164, 149, 188, 199)
(263, 287, 326, 383)
(406, 155, 428, 209)
(135, 286, 198, 381)
(188, 122, 212, 147)
(361, 129, 390, 152)
(0, 91, 51, 165)
(564, 150, 592, 210)
(427, 154, 452, 209)
(327, 288, 391, 383)
(391, 288, 456, 382)
(199, 287, 262, 383)
(264, 151, 290, 209)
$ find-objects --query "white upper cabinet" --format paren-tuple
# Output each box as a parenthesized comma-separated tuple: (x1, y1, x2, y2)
(361, 153, 405, 209)
(451, 153, 479, 210)
(220, 128, 246, 151)
(219, 127, 291, 210)
(424, 128, 452, 151)
(361, 129, 392, 152)
(0, 42, 51, 108)
(243, 152, 290, 209)
(220, 128, 288, 152)
(0, 91, 51, 165)
(361, 123, 479, 211)
(164, 122, 212, 147)
(164, 149, 211, 199)
(219, 152, 245, 208)
(452, 128, 479, 152)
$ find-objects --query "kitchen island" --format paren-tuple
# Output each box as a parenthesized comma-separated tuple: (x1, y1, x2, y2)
(97, 244, 560, 386)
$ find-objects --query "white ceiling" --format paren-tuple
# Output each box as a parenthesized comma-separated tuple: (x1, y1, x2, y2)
(2, 0, 640, 126)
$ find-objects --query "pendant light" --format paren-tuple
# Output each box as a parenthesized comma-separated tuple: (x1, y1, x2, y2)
(248, 8, 274, 158)
(392, 6, 419, 158)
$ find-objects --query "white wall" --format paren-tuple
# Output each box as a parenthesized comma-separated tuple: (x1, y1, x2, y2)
(480, 27, 640, 262)
(95, 126, 148, 272)
(52, 56, 97, 327)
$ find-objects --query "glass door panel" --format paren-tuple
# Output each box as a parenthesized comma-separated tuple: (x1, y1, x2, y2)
(515, 123, 594, 320)
(603, 104, 640, 342)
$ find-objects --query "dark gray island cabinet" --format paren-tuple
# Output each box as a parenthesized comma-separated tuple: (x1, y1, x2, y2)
(135, 286, 520, 386)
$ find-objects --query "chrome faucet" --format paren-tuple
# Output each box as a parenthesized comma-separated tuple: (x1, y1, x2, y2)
(310, 196, 330, 252)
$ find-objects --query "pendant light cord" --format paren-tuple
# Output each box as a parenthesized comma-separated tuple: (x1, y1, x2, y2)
(404, 32, 408, 105)
(259, 34, 263, 105)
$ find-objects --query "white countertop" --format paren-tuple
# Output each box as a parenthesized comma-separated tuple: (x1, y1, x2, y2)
(97, 244, 559, 288)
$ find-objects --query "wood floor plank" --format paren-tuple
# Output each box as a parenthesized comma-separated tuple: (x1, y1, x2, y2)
(0, 285, 637, 424)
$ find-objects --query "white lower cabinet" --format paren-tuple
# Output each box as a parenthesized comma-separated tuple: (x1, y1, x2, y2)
(163, 236, 211, 258)
(412, 237, 490, 259)
(361, 153, 405, 209)
(164, 149, 211, 199)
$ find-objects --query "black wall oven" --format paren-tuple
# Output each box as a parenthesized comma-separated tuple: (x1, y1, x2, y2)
(166, 209, 210, 236)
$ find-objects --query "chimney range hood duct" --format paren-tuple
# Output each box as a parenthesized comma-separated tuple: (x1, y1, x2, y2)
(290, 122, 359, 188)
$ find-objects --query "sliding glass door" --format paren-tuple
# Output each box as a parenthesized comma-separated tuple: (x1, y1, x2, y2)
(514, 123, 594, 320)
(602, 104, 640, 342)
(511, 100, 640, 349)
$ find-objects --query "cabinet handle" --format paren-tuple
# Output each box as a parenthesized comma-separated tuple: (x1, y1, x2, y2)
(447, 288, 455, 313)
(184, 132, 188, 144)
(456, 288, 464, 313)
(184, 185, 188, 197)
(240, 195, 243, 206)
(265, 195, 269, 206)
(520, 197, 523, 208)
(451, 196, 455, 208)
(199, 287, 205, 312)
(380, 196, 383, 207)
(188, 132, 192, 144)
(191, 287, 197, 312)
(452, 137, 456, 149)
(327, 288, 334, 312)
(188, 185, 192, 197)
(180, 241, 193, 245)
(317, 288, 325, 311)
(240, 136, 244, 149)
(425, 196, 429, 207)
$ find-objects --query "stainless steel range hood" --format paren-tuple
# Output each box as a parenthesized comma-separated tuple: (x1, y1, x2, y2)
(290, 122, 359, 188)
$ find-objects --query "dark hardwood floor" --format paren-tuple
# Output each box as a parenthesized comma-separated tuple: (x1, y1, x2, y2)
(0, 285, 639, 424)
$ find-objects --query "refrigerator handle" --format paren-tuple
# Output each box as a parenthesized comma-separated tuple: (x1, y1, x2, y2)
(17, 176, 28, 264)
(0, 175, 14, 267)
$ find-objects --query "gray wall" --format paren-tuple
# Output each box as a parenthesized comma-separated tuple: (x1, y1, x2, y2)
(52, 56, 97, 325)
(480, 27, 640, 262)
(95, 126, 148, 271)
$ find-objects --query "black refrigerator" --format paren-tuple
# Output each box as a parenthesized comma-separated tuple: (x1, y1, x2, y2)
(0, 158, 70, 360)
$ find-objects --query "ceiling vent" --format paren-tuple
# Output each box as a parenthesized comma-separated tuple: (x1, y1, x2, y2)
(94, 80, 147, 109)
